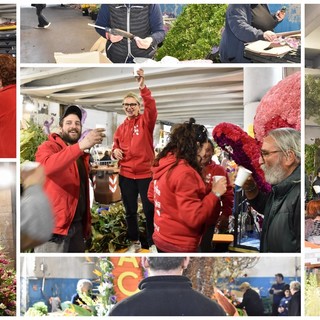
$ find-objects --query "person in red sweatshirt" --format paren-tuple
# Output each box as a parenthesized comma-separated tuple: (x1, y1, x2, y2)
(199, 139, 234, 252)
(148, 119, 227, 252)
(112, 68, 157, 253)
(35, 105, 105, 252)
(0, 54, 16, 158)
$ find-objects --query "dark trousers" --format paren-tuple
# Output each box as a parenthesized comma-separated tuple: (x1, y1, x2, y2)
(119, 175, 154, 246)
(35, 4, 49, 27)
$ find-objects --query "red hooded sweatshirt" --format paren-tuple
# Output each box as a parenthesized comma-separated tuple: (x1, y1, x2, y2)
(35, 133, 91, 238)
(148, 153, 221, 252)
(0, 84, 16, 158)
(112, 86, 157, 179)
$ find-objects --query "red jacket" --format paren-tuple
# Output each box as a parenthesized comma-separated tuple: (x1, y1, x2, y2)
(203, 160, 234, 225)
(148, 153, 221, 252)
(35, 133, 91, 238)
(112, 86, 157, 179)
(0, 84, 16, 158)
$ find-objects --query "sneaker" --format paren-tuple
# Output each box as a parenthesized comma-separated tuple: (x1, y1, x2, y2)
(126, 241, 141, 253)
(148, 245, 158, 253)
(44, 22, 51, 29)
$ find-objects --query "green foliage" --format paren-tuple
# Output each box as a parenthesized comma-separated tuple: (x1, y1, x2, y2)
(305, 74, 320, 124)
(305, 272, 320, 316)
(25, 301, 48, 316)
(20, 121, 48, 163)
(156, 4, 227, 61)
(0, 248, 16, 316)
(88, 202, 146, 252)
(305, 144, 319, 177)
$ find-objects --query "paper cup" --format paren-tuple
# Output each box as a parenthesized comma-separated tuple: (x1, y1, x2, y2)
(21, 161, 40, 172)
(313, 185, 320, 194)
(234, 166, 252, 187)
(213, 175, 225, 183)
(95, 124, 106, 145)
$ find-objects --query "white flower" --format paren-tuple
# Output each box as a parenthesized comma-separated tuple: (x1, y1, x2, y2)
(0, 303, 6, 309)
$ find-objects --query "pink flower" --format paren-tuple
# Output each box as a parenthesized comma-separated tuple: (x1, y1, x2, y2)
(254, 72, 301, 142)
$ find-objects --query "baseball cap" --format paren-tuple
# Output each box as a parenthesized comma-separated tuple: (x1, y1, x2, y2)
(61, 105, 82, 122)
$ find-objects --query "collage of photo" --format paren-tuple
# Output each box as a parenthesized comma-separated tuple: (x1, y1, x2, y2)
(0, 1, 319, 318)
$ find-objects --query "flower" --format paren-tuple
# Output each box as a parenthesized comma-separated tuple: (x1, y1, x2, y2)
(254, 71, 301, 143)
(212, 122, 270, 192)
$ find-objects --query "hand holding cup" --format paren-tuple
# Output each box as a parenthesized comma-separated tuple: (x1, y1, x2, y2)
(212, 176, 227, 196)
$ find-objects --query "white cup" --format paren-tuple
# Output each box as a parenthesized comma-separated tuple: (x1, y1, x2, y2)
(21, 161, 40, 172)
(95, 124, 106, 145)
(213, 175, 225, 183)
(313, 185, 320, 194)
(235, 166, 252, 187)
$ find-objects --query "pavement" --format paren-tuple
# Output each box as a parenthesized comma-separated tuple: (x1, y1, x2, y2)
(20, 4, 101, 63)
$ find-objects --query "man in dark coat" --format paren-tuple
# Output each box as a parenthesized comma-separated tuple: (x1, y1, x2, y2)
(288, 281, 301, 316)
(109, 257, 226, 316)
(237, 282, 264, 316)
(243, 128, 301, 252)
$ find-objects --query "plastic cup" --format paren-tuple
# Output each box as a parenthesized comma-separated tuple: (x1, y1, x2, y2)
(234, 166, 252, 187)
(313, 185, 320, 194)
(213, 175, 225, 183)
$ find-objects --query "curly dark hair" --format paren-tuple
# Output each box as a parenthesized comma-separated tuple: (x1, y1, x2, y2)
(0, 54, 16, 87)
(154, 118, 208, 176)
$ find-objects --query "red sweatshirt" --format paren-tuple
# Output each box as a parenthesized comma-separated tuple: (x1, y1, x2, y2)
(112, 86, 157, 179)
(203, 160, 234, 227)
(148, 153, 221, 252)
(35, 134, 91, 238)
(0, 84, 16, 158)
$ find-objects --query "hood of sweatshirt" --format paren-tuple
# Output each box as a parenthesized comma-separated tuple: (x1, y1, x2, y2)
(151, 153, 184, 180)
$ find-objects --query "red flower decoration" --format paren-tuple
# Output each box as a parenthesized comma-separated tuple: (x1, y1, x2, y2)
(212, 122, 270, 192)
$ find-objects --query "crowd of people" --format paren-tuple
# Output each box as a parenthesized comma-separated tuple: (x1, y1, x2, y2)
(21, 68, 301, 255)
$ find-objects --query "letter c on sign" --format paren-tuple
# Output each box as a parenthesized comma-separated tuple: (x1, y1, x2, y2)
(118, 271, 140, 296)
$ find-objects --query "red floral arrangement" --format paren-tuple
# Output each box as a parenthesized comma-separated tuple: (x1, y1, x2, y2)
(212, 122, 270, 192)
(254, 71, 301, 142)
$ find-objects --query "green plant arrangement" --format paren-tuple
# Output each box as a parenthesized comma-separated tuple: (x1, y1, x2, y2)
(305, 271, 320, 316)
(88, 202, 146, 253)
(20, 121, 48, 163)
(24, 301, 48, 316)
(64, 258, 117, 316)
(306, 74, 320, 124)
(0, 248, 16, 316)
(156, 4, 227, 61)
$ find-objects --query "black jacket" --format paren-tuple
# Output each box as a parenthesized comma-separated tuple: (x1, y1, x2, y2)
(237, 288, 264, 316)
(109, 275, 226, 316)
(249, 165, 301, 252)
(288, 291, 301, 316)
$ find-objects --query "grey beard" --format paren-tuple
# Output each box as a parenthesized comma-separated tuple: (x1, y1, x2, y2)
(261, 163, 286, 185)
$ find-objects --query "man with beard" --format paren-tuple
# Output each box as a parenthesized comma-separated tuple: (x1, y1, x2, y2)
(34, 105, 105, 252)
(243, 128, 300, 252)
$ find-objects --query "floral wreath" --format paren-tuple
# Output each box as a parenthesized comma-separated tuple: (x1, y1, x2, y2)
(212, 122, 270, 193)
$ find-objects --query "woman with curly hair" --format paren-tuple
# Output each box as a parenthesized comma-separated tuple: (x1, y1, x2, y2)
(0, 54, 16, 158)
(147, 118, 227, 252)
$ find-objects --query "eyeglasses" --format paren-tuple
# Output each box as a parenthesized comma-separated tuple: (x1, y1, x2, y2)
(122, 103, 138, 108)
(260, 150, 283, 160)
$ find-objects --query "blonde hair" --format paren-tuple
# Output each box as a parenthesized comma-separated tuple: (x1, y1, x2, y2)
(123, 92, 141, 105)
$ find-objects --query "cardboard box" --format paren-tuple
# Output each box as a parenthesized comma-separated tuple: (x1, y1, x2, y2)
(54, 51, 111, 64)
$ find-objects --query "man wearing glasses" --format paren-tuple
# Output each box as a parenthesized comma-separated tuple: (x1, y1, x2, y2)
(243, 128, 301, 252)
(112, 68, 157, 252)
